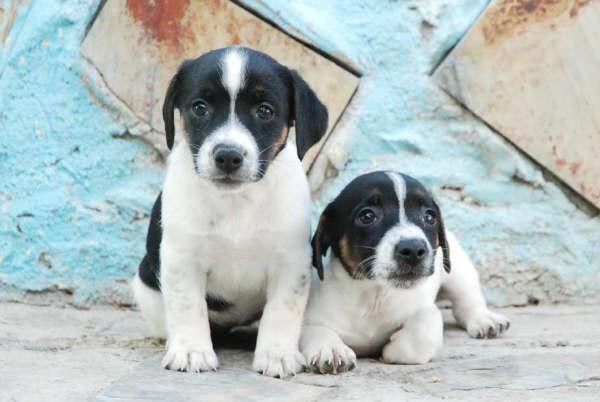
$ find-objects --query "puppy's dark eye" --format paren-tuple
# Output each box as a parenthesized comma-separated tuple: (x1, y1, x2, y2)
(356, 208, 378, 227)
(192, 100, 209, 117)
(424, 209, 437, 225)
(255, 103, 274, 121)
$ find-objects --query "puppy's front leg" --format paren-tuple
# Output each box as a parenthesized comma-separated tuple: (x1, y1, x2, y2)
(381, 304, 443, 364)
(301, 325, 356, 374)
(253, 254, 310, 378)
(440, 232, 510, 338)
(160, 245, 218, 372)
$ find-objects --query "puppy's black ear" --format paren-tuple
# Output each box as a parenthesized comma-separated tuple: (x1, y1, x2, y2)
(289, 70, 329, 160)
(311, 202, 336, 281)
(162, 61, 190, 150)
(434, 200, 451, 273)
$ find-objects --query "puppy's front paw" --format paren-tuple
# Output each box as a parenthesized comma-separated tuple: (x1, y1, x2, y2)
(303, 339, 356, 374)
(253, 348, 305, 378)
(162, 345, 219, 373)
(465, 309, 510, 339)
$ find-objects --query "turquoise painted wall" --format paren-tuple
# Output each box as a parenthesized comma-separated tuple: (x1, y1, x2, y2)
(1, 0, 598, 305)
(0, 0, 162, 303)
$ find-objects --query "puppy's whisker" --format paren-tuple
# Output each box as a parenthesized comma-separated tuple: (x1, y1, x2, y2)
(354, 256, 377, 280)
(258, 143, 278, 155)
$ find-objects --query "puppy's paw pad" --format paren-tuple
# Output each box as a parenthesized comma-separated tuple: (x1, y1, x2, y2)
(253, 348, 305, 378)
(466, 310, 510, 339)
(303, 341, 356, 374)
(162, 347, 219, 373)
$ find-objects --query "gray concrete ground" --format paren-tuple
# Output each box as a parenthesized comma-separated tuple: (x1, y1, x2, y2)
(1, 302, 599, 401)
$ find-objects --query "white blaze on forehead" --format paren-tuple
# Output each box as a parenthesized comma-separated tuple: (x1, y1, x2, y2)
(386, 172, 407, 224)
(220, 49, 247, 100)
(192, 48, 260, 182)
(372, 172, 432, 278)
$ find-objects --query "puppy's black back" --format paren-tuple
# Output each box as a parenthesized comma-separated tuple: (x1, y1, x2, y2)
(138, 193, 163, 291)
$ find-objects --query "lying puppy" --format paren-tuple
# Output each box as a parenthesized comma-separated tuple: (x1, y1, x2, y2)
(301, 171, 509, 373)
(132, 47, 328, 377)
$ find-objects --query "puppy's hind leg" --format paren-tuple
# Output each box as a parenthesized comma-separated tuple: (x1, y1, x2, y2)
(439, 231, 510, 339)
(132, 273, 166, 338)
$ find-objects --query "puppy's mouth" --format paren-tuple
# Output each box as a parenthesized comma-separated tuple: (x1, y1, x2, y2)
(212, 176, 247, 189)
(387, 264, 434, 288)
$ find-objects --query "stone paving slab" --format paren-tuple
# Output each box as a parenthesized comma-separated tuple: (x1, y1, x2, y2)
(1, 303, 599, 401)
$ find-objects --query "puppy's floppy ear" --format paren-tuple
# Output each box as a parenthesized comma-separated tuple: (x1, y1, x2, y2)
(433, 200, 451, 273)
(162, 60, 190, 150)
(311, 202, 336, 281)
(289, 70, 329, 160)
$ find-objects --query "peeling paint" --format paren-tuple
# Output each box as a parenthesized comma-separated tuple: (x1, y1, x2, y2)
(126, 0, 193, 53)
(0, 0, 162, 303)
(245, 0, 600, 305)
(1, 0, 599, 305)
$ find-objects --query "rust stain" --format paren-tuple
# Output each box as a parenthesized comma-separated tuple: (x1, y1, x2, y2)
(569, 161, 582, 175)
(226, 18, 242, 45)
(1, 2, 21, 46)
(556, 158, 567, 167)
(569, 0, 591, 17)
(481, 0, 572, 45)
(126, 0, 193, 52)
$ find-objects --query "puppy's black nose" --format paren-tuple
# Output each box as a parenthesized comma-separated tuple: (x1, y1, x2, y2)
(394, 239, 427, 266)
(214, 146, 243, 174)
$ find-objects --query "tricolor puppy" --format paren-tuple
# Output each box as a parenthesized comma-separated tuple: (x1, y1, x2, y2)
(301, 171, 509, 373)
(132, 47, 328, 377)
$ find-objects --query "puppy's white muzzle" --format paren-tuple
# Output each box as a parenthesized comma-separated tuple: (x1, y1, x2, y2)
(373, 223, 434, 288)
(194, 120, 260, 184)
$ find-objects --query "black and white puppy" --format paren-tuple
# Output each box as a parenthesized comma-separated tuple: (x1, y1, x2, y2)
(301, 171, 509, 373)
(132, 47, 328, 377)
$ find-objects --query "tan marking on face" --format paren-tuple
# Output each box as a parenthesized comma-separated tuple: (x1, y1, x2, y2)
(270, 125, 289, 159)
(339, 235, 359, 276)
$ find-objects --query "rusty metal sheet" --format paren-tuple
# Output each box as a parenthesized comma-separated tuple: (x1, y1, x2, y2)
(82, 0, 359, 170)
(1, 0, 26, 46)
(434, 0, 600, 208)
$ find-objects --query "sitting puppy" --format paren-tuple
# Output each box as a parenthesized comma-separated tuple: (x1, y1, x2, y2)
(301, 171, 509, 373)
(132, 47, 328, 377)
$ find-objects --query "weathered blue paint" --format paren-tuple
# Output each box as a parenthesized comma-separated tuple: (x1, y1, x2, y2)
(244, 0, 600, 305)
(0, 0, 162, 302)
(1, 0, 598, 305)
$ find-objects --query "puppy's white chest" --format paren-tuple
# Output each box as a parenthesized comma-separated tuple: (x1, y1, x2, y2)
(161, 144, 311, 326)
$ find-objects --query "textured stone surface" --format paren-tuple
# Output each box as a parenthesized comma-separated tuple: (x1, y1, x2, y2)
(1, 302, 599, 401)
(0, 0, 599, 306)
(434, 0, 600, 208)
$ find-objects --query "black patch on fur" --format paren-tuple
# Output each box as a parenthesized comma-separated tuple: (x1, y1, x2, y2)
(206, 294, 233, 312)
(312, 171, 450, 280)
(312, 172, 399, 279)
(162, 47, 329, 177)
(138, 193, 163, 290)
(289, 70, 328, 160)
